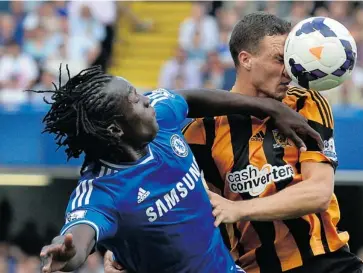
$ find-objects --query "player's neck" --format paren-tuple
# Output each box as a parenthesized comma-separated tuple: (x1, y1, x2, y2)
(103, 145, 149, 164)
(233, 74, 258, 97)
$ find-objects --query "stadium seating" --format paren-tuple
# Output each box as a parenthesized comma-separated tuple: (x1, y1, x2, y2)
(109, 2, 192, 89)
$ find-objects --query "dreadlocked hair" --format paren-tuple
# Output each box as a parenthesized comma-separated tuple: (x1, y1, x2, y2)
(28, 65, 122, 171)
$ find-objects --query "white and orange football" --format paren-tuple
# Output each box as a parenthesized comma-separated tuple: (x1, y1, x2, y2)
(284, 17, 357, 91)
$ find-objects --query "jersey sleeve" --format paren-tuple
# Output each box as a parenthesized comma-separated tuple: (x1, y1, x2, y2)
(60, 179, 117, 243)
(145, 89, 188, 130)
(183, 118, 225, 193)
(296, 89, 338, 170)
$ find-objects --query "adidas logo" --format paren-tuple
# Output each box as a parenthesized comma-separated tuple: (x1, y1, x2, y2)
(137, 187, 150, 203)
(250, 131, 265, 142)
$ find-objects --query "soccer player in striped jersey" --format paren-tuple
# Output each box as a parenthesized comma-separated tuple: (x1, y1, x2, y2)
(182, 12, 363, 273)
(33, 65, 321, 273)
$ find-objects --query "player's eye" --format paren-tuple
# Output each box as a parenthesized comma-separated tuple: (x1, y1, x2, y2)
(134, 93, 140, 103)
(277, 55, 284, 63)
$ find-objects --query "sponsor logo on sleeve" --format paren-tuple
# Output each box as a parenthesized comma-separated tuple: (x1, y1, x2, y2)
(66, 210, 87, 224)
(323, 137, 337, 162)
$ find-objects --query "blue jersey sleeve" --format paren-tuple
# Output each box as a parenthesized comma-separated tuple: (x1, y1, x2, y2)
(145, 89, 188, 130)
(60, 179, 117, 243)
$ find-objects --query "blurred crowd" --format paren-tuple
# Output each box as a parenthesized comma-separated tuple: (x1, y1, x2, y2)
(0, 1, 116, 108)
(0, 198, 104, 273)
(0, 0, 152, 110)
(159, 1, 363, 107)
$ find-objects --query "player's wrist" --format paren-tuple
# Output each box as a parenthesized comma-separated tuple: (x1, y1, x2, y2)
(236, 199, 260, 221)
(234, 200, 249, 221)
(262, 99, 281, 119)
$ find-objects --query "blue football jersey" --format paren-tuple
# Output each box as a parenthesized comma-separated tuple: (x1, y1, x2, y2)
(60, 89, 240, 273)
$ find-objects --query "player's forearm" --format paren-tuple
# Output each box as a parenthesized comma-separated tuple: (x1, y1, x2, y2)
(61, 226, 96, 271)
(237, 180, 331, 221)
(174, 89, 278, 118)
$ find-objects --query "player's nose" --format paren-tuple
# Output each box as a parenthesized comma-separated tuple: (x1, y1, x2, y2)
(282, 66, 291, 82)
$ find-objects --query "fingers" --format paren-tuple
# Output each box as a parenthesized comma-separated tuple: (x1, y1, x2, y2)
(105, 264, 126, 273)
(214, 213, 224, 227)
(104, 250, 126, 273)
(212, 206, 223, 227)
(289, 131, 307, 152)
(212, 207, 220, 217)
(63, 233, 74, 250)
(40, 245, 61, 258)
(112, 261, 124, 271)
(40, 248, 54, 273)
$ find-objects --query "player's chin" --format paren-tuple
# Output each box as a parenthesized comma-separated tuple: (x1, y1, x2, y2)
(149, 120, 159, 139)
(275, 84, 289, 100)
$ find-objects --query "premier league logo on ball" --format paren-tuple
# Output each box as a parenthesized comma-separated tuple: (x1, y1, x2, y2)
(170, 134, 188, 157)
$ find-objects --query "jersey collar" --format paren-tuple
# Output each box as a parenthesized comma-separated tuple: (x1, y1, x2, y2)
(99, 145, 154, 170)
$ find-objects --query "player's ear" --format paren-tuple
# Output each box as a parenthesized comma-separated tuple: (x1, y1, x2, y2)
(238, 50, 252, 71)
(107, 123, 124, 138)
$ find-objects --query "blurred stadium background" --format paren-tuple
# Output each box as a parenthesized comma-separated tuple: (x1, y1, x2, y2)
(0, 1, 363, 272)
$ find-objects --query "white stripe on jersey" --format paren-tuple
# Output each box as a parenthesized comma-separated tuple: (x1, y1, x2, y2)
(150, 97, 168, 107)
(147, 90, 168, 99)
(140, 148, 154, 164)
(236, 265, 246, 272)
(77, 180, 88, 207)
(147, 93, 164, 99)
(85, 180, 94, 205)
(71, 183, 82, 210)
(106, 168, 112, 175)
(98, 166, 106, 178)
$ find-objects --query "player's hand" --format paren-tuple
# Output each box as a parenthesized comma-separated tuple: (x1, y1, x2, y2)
(104, 250, 128, 273)
(40, 233, 76, 273)
(269, 102, 324, 152)
(208, 191, 241, 227)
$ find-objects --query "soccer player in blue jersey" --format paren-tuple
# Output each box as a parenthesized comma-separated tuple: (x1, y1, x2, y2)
(34, 66, 322, 273)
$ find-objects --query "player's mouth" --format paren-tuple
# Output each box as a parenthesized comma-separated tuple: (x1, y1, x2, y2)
(280, 81, 290, 86)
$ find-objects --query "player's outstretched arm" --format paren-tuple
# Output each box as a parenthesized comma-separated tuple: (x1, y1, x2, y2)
(174, 89, 323, 151)
(40, 225, 95, 273)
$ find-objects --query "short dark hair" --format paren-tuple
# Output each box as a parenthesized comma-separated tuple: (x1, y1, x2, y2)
(28, 65, 124, 171)
(229, 12, 292, 67)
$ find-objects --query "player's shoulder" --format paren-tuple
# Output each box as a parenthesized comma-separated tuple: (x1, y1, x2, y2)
(285, 86, 334, 128)
(285, 86, 331, 106)
(76, 164, 122, 197)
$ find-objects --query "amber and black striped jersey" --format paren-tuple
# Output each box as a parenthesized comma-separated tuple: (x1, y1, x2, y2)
(183, 87, 349, 273)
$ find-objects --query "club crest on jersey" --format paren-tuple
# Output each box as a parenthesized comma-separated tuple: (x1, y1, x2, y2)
(170, 134, 188, 157)
(272, 130, 292, 149)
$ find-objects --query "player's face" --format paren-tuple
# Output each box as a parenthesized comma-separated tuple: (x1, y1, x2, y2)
(121, 88, 159, 146)
(107, 78, 159, 147)
(250, 34, 291, 101)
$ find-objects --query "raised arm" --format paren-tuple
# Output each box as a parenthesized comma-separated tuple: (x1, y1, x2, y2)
(174, 88, 323, 151)
(175, 88, 279, 118)
(40, 224, 95, 273)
